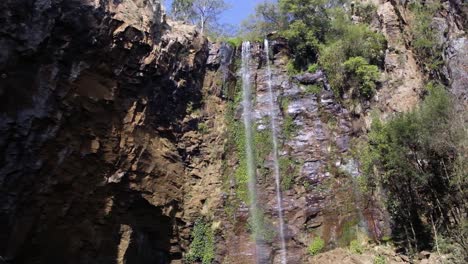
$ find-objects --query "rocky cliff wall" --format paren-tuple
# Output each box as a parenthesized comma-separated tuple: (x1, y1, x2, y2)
(0, 0, 213, 263)
(0, 0, 466, 264)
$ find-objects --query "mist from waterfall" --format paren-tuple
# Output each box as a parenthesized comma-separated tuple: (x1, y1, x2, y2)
(264, 39, 288, 264)
(241, 41, 262, 263)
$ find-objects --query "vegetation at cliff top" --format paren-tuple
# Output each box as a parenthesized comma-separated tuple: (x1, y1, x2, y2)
(170, 0, 230, 34)
(240, 0, 386, 100)
(360, 84, 467, 261)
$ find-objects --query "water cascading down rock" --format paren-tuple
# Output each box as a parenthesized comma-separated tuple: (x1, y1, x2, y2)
(241, 41, 264, 263)
(264, 39, 288, 264)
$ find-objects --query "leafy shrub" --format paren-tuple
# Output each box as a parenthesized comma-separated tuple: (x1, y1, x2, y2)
(281, 97, 297, 140)
(198, 122, 209, 134)
(319, 22, 385, 97)
(408, 1, 443, 75)
(343, 56, 380, 98)
(281, 20, 321, 70)
(286, 60, 299, 76)
(360, 85, 467, 254)
(279, 156, 300, 190)
(305, 84, 322, 95)
(307, 63, 319, 73)
(349, 239, 364, 254)
(225, 37, 243, 48)
(279, 0, 332, 69)
(308, 237, 325, 256)
(282, 114, 296, 140)
(339, 219, 358, 247)
(373, 255, 386, 264)
(225, 90, 249, 202)
(186, 219, 215, 264)
(354, 2, 378, 24)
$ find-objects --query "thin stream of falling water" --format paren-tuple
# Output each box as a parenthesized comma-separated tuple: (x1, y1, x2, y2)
(241, 41, 262, 263)
(264, 39, 288, 264)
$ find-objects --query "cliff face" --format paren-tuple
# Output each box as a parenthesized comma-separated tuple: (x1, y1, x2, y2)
(0, 0, 466, 264)
(0, 0, 211, 263)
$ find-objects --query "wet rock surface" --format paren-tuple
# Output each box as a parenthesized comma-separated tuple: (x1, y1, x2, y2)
(219, 41, 389, 264)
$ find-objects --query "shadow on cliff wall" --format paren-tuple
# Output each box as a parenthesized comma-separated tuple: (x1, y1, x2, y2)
(0, 0, 207, 263)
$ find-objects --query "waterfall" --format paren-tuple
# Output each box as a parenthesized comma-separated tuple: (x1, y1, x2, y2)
(241, 41, 262, 262)
(264, 39, 288, 264)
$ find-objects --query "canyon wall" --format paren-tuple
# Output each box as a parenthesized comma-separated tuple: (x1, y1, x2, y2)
(0, 0, 465, 264)
(0, 0, 214, 263)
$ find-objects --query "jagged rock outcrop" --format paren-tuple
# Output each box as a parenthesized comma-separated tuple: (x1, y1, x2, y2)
(374, 1, 424, 115)
(0, 0, 213, 263)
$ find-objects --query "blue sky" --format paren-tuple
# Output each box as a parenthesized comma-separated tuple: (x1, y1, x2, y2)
(163, 0, 265, 26)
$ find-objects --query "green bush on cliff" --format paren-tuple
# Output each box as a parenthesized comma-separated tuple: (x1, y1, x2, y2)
(409, 1, 444, 75)
(279, 156, 300, 190)
(319, 22, 385, 98)
(373, 255, 387, 264)
(343, 56, 380, 98)
(349, 239, 364, 254)
(241, 0, 385, 99)
(186, 219, 215, 264)
(304, 84, 322, 95)
(360, 84, 467, 255)
(308, 236, 325, 256)
(225, 89, 249, 203)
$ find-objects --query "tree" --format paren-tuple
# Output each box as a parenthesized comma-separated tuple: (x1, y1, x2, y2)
(171, 0, 229, 34)
(360, 85, 467, 257)
(171, 0, 194, 22)
(240, 1, 286, 40)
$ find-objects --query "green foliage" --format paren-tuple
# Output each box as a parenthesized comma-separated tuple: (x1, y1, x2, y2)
(339, 218, 358, 247)
(307, 63, 319, 73)
(319, 21, 386, 98)
(282, 114, 296, 140)
(360, 85, 467, 255)
(349, 240, 364, 254)
(224, 37, 243, 48)
(281, 97, 297, 140)
(437, 235, 467, 264)
(281, 20, 321, 70)
(171, 0, 194, 21)
(186, 219, 215, 264)
(326, 16, 386, 64)
(373, 255, 386, 264)
(381, 235, 392, 244)
(255, 128, 273, 164)
(343, 56, 380, 98)
(225, 88, 249, 202)
(286, 60, 299, 76)
(241, 0, 385, 100)
(305, 84, 322, 95)
(279, 157, 301, 190)
(198, 122, 209, 134)
(308, 236, 325, 256)
(240, 1, 286, 39)
(280, 97, 297, 140)
(354, 2, 377, 24)
(408, 1, 443, 75)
